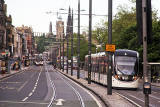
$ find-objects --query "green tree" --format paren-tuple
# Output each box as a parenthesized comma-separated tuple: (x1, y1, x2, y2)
(67, 33, 96, 62)
(92, 0, 160, 63)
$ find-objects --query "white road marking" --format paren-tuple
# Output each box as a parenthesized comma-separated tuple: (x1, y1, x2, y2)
(29, 92, 33, 97)
(56, 99, 65, 106)
(32, 89, 35, 93)
(22, 97, 28, 101)
(34, 86, 37, 90)
(21, 67, 42, 101)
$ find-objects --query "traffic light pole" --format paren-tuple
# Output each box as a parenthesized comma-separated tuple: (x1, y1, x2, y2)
(107, 0, 112, 95)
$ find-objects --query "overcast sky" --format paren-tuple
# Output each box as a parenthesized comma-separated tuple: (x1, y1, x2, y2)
(5, 0, 160, 33)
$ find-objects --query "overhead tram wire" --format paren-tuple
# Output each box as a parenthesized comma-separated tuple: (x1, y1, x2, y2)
(46, 11, 108, 17)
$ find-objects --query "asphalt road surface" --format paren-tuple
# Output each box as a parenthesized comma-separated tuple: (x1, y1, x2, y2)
(0, 65, 102, 107)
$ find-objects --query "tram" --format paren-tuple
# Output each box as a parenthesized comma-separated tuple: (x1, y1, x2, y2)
(84, 49, 140, 89)
(34, 54, 43, 66)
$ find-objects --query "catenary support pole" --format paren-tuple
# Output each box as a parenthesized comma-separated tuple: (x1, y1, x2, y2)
(107, 0, 112, 95)
(63, 30, 64, 72)
(71, 9, 74, 76)
(142, 0, 149, 106)
(77, 0, 80, 79)
(88, 0, 92, 84)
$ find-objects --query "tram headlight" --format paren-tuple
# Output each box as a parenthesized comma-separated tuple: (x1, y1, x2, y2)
(122, 76, 128, 80)
(133, 76, 137, 80)
(114, 75, 118, 79)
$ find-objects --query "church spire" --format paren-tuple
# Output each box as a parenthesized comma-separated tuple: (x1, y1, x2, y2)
(49, 21, 52, 34)
(66, 6, 72, 37)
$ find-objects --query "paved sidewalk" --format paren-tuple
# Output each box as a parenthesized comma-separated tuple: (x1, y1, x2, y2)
(58, 69, 136, 107)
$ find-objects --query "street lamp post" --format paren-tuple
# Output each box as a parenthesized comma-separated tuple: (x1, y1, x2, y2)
(77, 0, 80, 79)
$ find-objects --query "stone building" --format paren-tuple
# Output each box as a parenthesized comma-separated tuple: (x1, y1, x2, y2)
(46, 22, 54, 38)
(56, 17, 64, 41)
(6, 15, 13, 57)
(16, 25, 34, 57)
(0, 0, 7, 53)
(0, 0, 15, 57)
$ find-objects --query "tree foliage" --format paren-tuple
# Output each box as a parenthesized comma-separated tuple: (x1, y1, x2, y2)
(93, 1, 160, 62)
(68, 33, 96, 62)
(35, 34, 56, 53)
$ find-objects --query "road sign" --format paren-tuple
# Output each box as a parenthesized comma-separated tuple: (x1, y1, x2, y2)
(105, 44, 115, 52)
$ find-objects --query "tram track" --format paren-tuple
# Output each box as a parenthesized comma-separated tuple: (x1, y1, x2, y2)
(51, 66, 86, 107)
(44, 64, 56, 107)
(114, 88, 160, 107)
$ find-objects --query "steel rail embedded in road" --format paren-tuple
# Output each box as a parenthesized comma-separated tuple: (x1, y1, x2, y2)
(50, 66, 85, 107)
(54, 70, 85, 107)
(115, 92, 141, 107)
(115, 90, 156, 107)
(55, 68, 102, 107)
(44, 64, 56, 107)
